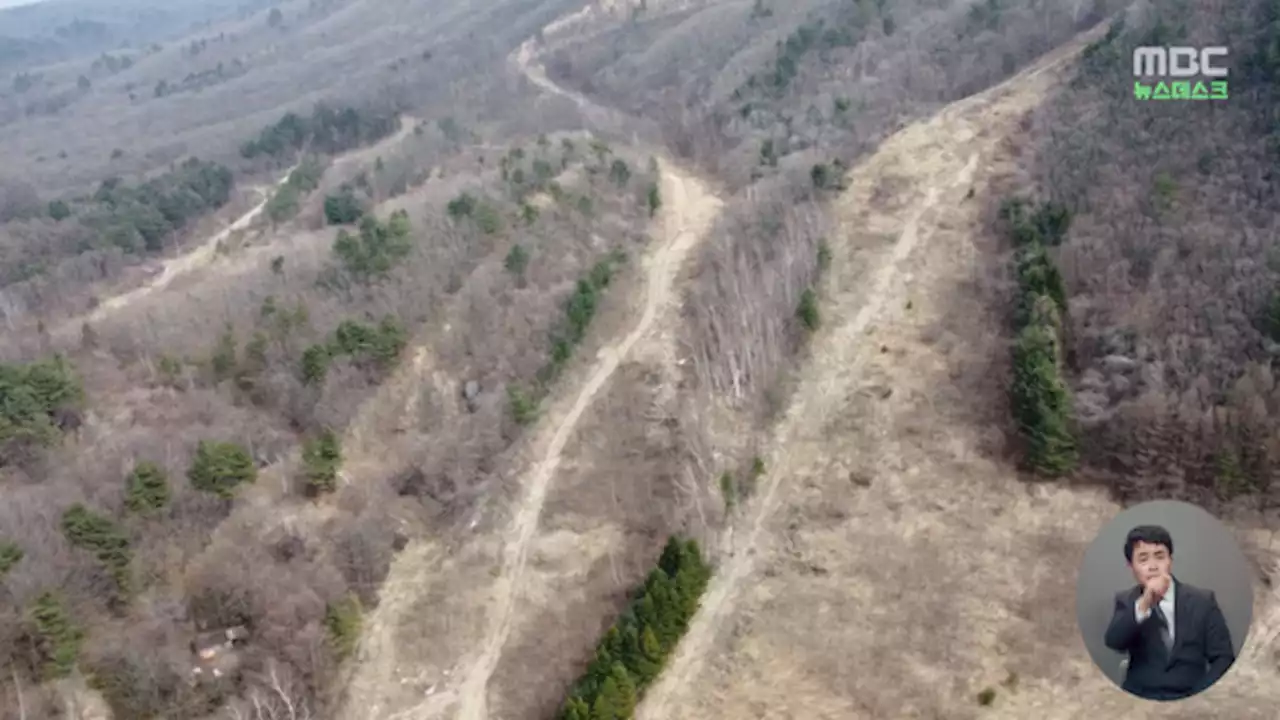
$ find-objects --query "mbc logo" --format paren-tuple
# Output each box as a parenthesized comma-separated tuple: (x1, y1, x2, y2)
(1133, 46, 1229, 77)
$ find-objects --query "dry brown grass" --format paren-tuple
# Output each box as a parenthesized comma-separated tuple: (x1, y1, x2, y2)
(633, 29, 1280, 720)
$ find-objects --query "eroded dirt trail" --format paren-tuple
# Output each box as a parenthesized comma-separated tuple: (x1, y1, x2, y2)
(52, 169, 290, 342)
(512, 35, 632, 136)
(452, 165, 720, 720)
(52, 116, 418, 341)
(448, 32, 724, 720)
(634, 29, 1125, 720)
(339, 21, 724, 720)
(347, 162, 721, 720)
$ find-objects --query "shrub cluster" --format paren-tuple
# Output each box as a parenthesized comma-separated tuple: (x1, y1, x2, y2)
(509, 252, 624, 425)
(61, 504, 133, 596)
(0, 355, 84, 465)
(301, 428, 342, 496)
(331, 211, 413, 280)
(301, 315, 408, 386)
(188, 440, 258, 499)
(266, 155, 327, 223)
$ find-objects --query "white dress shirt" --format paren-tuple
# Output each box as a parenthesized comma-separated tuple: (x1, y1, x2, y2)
(1134, 578, 1176, 643)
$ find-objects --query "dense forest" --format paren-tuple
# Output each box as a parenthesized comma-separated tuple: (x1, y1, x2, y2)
(240, 104, 402, 163)
(1024, 0, 1280, 509)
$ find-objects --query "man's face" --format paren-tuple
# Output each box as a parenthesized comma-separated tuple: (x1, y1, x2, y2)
(1128, 540, 1172, 585)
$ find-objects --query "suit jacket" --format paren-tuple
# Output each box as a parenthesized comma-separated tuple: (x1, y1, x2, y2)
(1103, 578, 1235, 701)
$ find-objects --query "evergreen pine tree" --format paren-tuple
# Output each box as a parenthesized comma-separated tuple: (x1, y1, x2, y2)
(0, 541, 21, 577)
(601, 626, 623, 662)
(634, 594, 659, 646)
(634, 624, 664, 685)
(618, 624, 643, 677)
(28, 592, 83, 679)
(683, 539, 708, 579)
(673, 566, 704, 623)
(61, 504, 132, 595)
(640, 624, 663, 660)
(554, 535, 714, 718)
(188, 440, 257, 498)
(1264, 289, 1280, 342)
(582, 645, 614, 699)
(642, 568, 667, 593)
(562, 696, 591, 720)
(124, 461, 170, 514)
(648, 574, 681, 647)
(658, 536, 684, 577)
(301, 427, 342, 495)
(592, 674, 621, 720)
(611, 664, 637, 719)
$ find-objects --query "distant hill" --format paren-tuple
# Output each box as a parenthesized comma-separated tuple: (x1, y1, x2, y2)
(0, 0, 279, 71)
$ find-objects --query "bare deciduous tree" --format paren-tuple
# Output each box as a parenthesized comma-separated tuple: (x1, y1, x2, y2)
(225, 660, 314, 720)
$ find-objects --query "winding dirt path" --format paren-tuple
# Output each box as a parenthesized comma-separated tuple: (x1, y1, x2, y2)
(511, 34, 632, 136)
(447, 25, 725, 720)
(339, 15, 723, 720)
(48, 169, 289, 344)
(52, 115, 419, 341)
(453, 165, 718, 720)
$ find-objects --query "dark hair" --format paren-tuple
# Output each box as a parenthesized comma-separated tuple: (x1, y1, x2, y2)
(1124, 525, 1174, 562)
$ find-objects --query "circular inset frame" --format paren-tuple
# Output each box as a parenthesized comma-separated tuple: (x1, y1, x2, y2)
(1075, 500, 1254, 701)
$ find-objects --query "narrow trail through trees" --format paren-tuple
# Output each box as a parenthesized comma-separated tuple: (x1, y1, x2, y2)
(72, 173, 286, 329)
(52, 116, 419, 342)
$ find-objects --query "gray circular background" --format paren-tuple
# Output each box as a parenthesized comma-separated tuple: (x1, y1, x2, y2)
(1075, 500, 1254, 692)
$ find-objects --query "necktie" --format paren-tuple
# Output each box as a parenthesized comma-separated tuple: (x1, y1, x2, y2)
(1151, 605, 1174, 652)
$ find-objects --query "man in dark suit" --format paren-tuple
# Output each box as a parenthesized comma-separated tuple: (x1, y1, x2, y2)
(1103, 524, 1236, 701)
